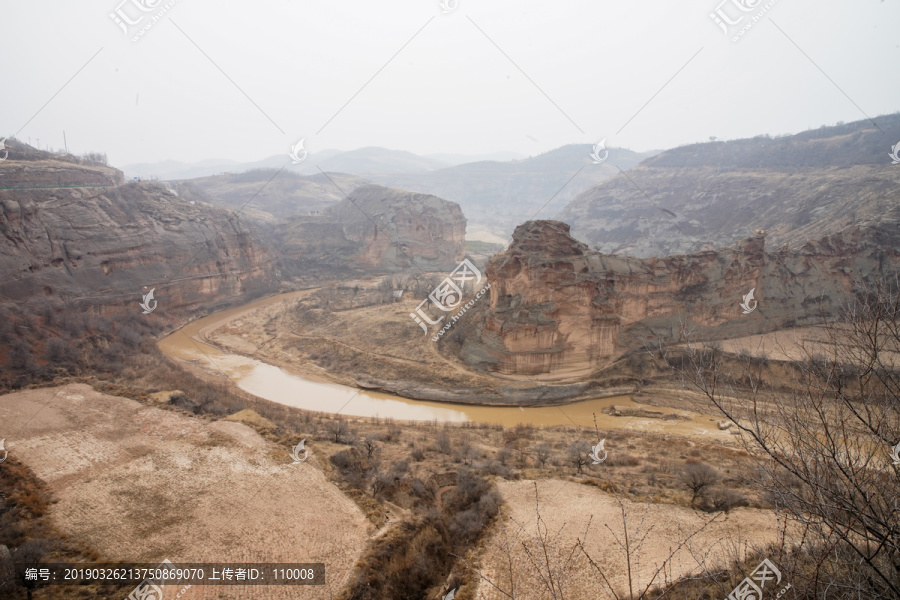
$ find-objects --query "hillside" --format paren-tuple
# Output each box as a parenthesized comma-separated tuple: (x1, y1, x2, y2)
(272, 183, 466, 276)
(174, 170, 370, 222)
(558, 115, 900, 257)
(370, 144, 654, 240)
(0, 141, 276, 320)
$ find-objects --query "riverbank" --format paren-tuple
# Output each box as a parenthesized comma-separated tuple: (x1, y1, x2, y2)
(157, 288, 731, 436)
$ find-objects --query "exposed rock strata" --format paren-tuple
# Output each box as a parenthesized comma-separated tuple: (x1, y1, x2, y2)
(462, 217, 900, 378)
(0, 152, 276, 318)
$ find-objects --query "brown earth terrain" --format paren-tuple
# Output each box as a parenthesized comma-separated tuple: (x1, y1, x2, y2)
(0, 383, 370, 599)
(474, 479, 790, 599)
(203, 283, 637, 406)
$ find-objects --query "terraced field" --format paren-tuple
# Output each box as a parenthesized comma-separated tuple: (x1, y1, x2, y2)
(0, 384, 370, 599)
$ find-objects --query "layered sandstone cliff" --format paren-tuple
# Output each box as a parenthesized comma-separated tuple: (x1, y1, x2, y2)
(463, 217, 900, 379)
(0, 149, 276, 319)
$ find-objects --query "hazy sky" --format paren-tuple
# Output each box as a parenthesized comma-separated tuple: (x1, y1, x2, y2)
(2, 0, 898, 167)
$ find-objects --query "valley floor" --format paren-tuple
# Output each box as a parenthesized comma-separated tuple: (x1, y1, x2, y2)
(1, 383, 787, 600)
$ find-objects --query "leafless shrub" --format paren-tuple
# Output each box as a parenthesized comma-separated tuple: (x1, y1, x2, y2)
(533, 443, 552, 467)
(44, 337, 77, 367)
(360, 436, 382, 460)
(679, 463, 720, 506)
(703, 487, 748, 513)
(436, 431, 452, 454)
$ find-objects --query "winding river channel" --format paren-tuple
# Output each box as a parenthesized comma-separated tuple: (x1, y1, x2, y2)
(158, 292, 725, 435)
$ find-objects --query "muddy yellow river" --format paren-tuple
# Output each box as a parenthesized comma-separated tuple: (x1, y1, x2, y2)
(159, 292, 726, 435)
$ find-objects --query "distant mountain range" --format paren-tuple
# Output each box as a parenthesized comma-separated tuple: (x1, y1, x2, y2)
(370, 144, 655, 240)
(122, 147, 526, 181)
(157, 144, 653, 241)
(558, 114, 900, 257)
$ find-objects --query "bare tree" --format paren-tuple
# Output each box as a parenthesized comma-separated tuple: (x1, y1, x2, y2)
(566, 441, 591, 474)
(360, 436, 381, 460)
(579, 488, 722, 600)
(326, 417, 350, 444)
(678, 278, 900, 598)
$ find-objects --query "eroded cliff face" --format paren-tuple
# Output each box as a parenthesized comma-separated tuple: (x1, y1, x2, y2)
(464, 217, 900, 379)
(0, 153, 276, 319)
(274, 184, 466, 273)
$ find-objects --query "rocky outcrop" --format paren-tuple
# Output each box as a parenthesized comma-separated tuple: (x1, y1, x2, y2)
(0, 152, 276, 319)
(274, 184, 466, 273)
(462, 216, 900, 378)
